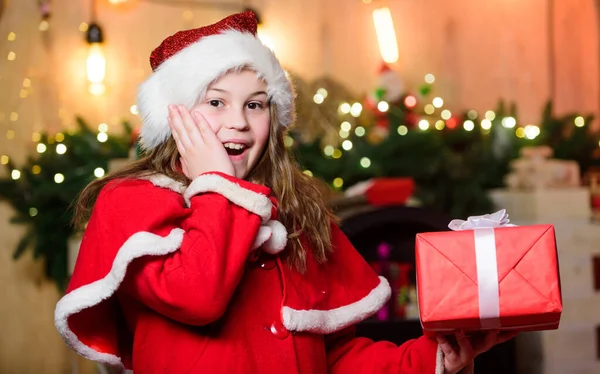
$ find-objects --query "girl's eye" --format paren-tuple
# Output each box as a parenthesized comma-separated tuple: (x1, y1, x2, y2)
(208, 100, 223, 107)
(247, 102, 263, 110)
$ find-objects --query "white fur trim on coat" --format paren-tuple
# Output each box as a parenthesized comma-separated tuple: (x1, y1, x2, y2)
(144, 174, 185, 194)
(281, 276, 391, 334)
(54, 228, 185, 368)
(183, 173, 272, 222)
(137, 29, 295, 150)
(436, 344, 444, 374)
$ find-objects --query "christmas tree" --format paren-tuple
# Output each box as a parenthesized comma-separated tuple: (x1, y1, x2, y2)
(289, 69, 600, 218)
(0, 117, 132, 289)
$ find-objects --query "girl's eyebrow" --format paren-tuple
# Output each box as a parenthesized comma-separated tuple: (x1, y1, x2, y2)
(207, 88, 228, 93)
(207, 88, 267, 97)
(249, 91, 268, 97)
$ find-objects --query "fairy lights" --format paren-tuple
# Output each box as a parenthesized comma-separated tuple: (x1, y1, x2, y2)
(360, 157, 371, 168)
(463, 120, 475, 131)
(94, 167, 105, 178)
(377, 101, 389, 112)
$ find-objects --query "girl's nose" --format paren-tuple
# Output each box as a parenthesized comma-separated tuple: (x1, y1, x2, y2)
(223, 107, 250, 131)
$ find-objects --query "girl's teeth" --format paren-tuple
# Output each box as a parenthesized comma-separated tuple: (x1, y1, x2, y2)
(223, 142, 245, 150)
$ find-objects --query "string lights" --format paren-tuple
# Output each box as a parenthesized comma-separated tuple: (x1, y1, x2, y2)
(4, 121, 115, 188)
(307, 72, 562, 189)
(2, 15, 129, 185)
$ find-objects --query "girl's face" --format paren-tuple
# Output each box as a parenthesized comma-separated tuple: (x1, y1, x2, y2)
(191, 70, 271, 180)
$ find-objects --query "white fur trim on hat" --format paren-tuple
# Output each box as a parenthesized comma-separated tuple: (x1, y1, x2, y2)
(137, 29, 294, 150)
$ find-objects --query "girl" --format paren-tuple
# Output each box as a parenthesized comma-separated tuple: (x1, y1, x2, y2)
(55, 11, 514, 374)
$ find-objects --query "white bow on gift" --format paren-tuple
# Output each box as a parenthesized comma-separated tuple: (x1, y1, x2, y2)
(448, 209, 516, 231)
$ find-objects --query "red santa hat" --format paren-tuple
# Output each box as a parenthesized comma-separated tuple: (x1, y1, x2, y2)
(137, 11, 294, 150)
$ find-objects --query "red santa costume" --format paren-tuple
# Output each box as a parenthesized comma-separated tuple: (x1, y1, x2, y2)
(54, 11, 463, 374)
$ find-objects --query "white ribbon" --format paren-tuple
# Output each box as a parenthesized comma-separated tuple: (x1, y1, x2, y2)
(448, 209, 514, 231)
(448, 209, 515, 329)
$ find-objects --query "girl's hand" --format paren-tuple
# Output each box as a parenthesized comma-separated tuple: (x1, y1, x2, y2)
(437, 330, 518, 374)
(168, 105, 235, 179)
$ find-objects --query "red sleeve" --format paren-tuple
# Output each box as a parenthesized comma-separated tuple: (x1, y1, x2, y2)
(325, 326, 444, 374)
(95, 172, 273, 326)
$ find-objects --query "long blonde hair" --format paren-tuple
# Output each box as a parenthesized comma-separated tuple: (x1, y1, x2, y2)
(74, 105, 336, 271)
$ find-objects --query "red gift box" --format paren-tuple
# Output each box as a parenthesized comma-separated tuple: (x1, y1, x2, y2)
(365, 178, 415, 207)
(415, 213, 562, 333)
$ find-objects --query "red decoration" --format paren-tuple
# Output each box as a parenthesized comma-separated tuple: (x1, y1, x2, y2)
(404, 112, 418, 128)
(415, 224, 562, 334)
(404, 95, 417, 109)
(375, 116, 390, 131)
(591, 195, 600, 209)
(364, 178, 415, 207)
(446, 116, 459, 130)
(130, 125, 140, 147)
(363, 96, 377, 112)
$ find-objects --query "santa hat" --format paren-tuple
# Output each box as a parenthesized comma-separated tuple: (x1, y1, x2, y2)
(137, 11, 295, 150)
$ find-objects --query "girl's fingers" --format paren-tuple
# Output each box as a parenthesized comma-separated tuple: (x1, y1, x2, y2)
(169, 105, 192, 149)
(192, 111, 218, 145)
(180, 157, 190, 179)
(436, 329, 517, 374)
(471, 330, 510, 355)
(170, 122, 185, 155)
(496, 331, 518, 345)
(177, 105, 196, 137)
(482, 330, 499, 352)
(436, 335, 459, 363)
(169, 105, 234, 178)
(178, 105, 205, 145)
(168, 113, 186, 156)
(455, 331, 474, 363)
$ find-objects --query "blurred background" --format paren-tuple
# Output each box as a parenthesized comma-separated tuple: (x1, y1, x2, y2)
(1, 0, 599, 373)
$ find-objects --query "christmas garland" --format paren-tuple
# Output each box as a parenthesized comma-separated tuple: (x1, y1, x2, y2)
(0, 117, 132, 289)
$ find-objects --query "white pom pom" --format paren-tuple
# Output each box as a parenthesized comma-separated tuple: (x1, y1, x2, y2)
(262, 220, 288, 254)
(252, 225, 272, 251)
